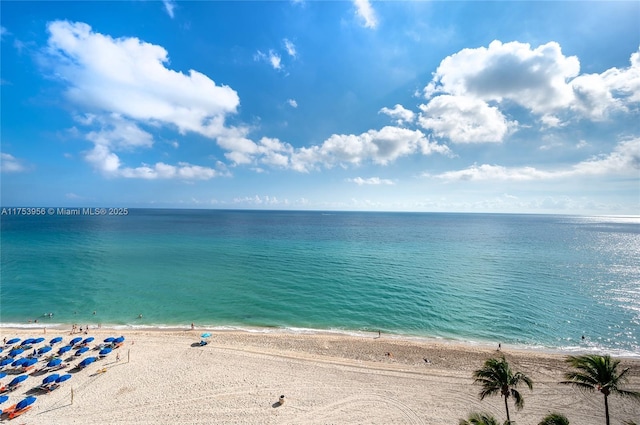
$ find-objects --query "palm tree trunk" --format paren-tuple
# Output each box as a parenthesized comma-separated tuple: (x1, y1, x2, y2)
(604, 394, 609, 425)
(504, 396, 511, 424)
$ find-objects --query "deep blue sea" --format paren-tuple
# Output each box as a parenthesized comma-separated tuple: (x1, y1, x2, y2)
(1, 209, 639, 356)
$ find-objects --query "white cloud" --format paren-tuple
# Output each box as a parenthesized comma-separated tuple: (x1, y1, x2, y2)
(162, 0, 176, 18)
(347, 177, 395, 185)
(353, 0, 378, 29)
(42, 21, 250, 180)
(287, 99, 298, 108)
(434, 138, 640, 182)
(1, 153, 26, 173)
(289, 126, 450, 172)
(418, 95, 514, 143)
(422, 41, 640, 126)
(45, 21, 241, 139)
(283, 39, 296, 58)
(1, 26, 9, 40)
(424, 40, 579, 114)
(255, 49, 282, 70)
(379, 104, 415, 125)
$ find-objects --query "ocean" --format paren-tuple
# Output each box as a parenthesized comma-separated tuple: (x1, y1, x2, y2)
(1, 209, 638, 356)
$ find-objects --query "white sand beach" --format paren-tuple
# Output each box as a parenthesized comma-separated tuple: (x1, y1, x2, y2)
(1, 327, 639, 424)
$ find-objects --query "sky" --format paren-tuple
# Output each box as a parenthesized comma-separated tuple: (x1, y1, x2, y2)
(1, 1, 639, 214)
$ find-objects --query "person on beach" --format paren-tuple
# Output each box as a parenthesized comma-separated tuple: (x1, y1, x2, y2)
(191, 323, 195, 330)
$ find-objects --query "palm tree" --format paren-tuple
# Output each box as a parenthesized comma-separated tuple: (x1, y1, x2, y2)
(538, 412, 570, 425)
(473, 356, 533, 424)
(459, 412, 502, 425)
(561, 354, 640, 425)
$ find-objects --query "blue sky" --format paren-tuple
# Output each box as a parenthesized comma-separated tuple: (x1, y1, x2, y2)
(1, 1, 639, 214)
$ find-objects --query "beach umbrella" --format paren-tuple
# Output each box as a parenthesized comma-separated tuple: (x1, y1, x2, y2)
(21, 338, 35, 345)
(15, 396, 36, 411)
(38, 346, 52, 355)
(55, 374, 71, 383)
(42, 374, 60, 385)
(0, 395, 8, 404)
(114, 336, 125, 344)
(82, 337, 94, 344)
(49, 337, 63, 345)
(69, 337, 82, 346)
(0, 347, 3, 352)
(22, 358, 38, 367)
(0, 372, 6, 379)
(57, 345, 72, 355)
(78, 357, 96, 368)
(11, 358, 27, 367)
(46, 358, 62, 368)
(0, 358, 13, 367)
(201, 333, 212, 338)
(8, 348, 24, 357)
(33, 337, 45, 344)
(75, 346, 89, 356)
(8, 375, 28, 386)
(103, 337, 115, 343)
(6, 338, 20, 345)
(99, 347, 112, 356)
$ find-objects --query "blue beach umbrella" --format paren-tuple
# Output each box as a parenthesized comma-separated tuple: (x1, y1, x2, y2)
(9, 374, 28, 387)
(22, 358, 38, 367)
(114, 336, 125, 343)
(38, 346, 52, 355)
(0, 395, 8, 404)
(78, 357, 96, 368)
(75, 346, 89, 356)
(6, 338, 20, 345)
(98, 347, 112, 356)
(21, 338, 35, 345)
(42, 374, 60, 385)
(0, 358, 13, 367)
(69, 337, 82, 346)
(15, 396, 36, 411)
(11, 358, 27, 367)
(8, 348, 24, 357)
(201, 333, 212, 338)
(33, 337, 45, 344)
(0, 372, 6, 379)
(46, 358, 62, 368)
(49, 337, 63, 345)
(56, 374, 71, 383)
(57, 345, 72, 355)
(103, 337, 115, 343)
(82, 337, 94, 344)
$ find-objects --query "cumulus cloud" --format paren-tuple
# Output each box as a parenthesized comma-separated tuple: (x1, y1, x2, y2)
(379, 104, 415, 125)
(42, 21, 250, 179)
(434, 138, 640, 182)
(424, 40, 579, 114)
(289, 126, 451, 172)
(1, 153, 26, 173)
(45, 21, 240, 139)
(287, 99, 298, 108)
(353, 0, 378, 29)
(421, 41, 640, 133)
(347, 176, 395, 185)
(418, 95, 514, 143)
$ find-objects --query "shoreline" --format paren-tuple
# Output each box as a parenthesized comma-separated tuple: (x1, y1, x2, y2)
(1, 327, 639, 424)
(2, 322, 638, 359)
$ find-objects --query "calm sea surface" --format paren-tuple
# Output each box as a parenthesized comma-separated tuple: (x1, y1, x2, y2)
(1, 210, 638, 355)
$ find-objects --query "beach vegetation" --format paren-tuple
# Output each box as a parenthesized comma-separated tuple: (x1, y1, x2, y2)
(458, 412, 504, 425)
(561, 354, 640, 425)
(538, 412, 570, 425)
(472, 355, 533, 424)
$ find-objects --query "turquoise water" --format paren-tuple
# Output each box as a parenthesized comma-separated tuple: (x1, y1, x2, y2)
(1, 210, 639, 355)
